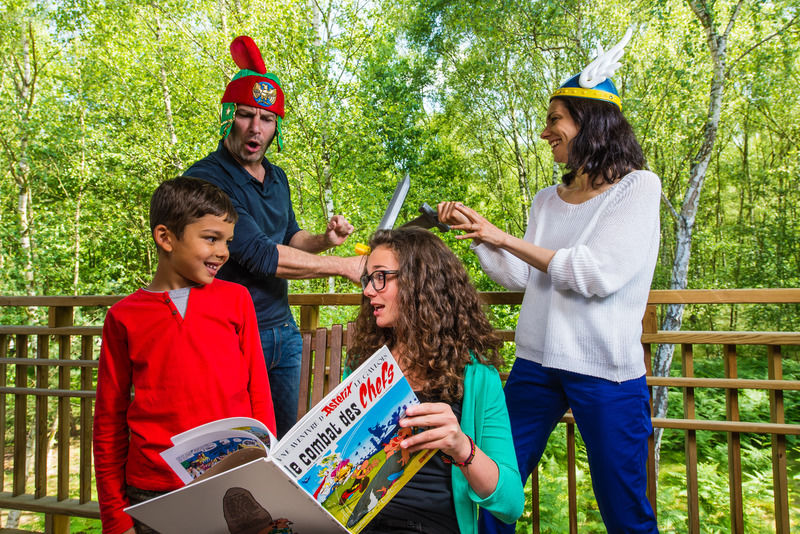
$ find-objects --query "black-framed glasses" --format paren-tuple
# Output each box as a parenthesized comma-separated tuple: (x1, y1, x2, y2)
(360, 270, 399, 291)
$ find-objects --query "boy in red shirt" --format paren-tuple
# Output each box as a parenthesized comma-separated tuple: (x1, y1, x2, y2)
(93, 177, 276, 534)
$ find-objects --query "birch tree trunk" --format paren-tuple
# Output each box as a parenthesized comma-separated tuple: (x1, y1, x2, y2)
(73, 108, 86, 294)
(651, 0, 744, 468)
(0, 20, 39, 312)
(152, 9, 182, 170)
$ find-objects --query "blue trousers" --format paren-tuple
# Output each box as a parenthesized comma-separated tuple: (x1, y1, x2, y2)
(479, 359, 658, 534)
(259, 317, 303, 439)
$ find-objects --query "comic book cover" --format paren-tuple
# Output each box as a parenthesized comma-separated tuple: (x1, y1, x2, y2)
(272, 345, 435, 532)
(126, 346, 434, 533)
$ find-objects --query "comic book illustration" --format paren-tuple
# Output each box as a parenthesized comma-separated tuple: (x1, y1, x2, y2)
(159, 417, 276, 484)
(126, 346, 433, 533)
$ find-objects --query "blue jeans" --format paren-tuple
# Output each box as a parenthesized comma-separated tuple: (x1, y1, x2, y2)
(479, 359, 658, 534)
(259, 317, 303, 438)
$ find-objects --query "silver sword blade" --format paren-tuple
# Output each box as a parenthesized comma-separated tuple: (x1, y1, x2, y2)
(377, 174, 410, 230)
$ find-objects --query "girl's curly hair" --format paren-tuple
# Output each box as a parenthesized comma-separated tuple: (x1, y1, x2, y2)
(347, 228, 502, 403)
(554, 96, 646, 188)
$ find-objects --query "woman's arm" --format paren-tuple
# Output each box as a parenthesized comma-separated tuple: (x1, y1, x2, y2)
(398, 403, 499, 498)
(447, 203, 556, 273)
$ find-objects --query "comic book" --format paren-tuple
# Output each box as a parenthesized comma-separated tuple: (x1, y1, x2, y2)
(125, 346, 435, 533)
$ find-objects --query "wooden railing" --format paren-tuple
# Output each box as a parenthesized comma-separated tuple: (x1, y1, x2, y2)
(0, 289, 798, 533)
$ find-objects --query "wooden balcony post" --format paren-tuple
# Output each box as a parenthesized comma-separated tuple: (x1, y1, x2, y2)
(682, 344, 700, 534)
(767, 345, 789, 534)
(49, 305, 74, 534)
(724, 344, 743, 533)
(642, 304, 658, 515)
(299, 304, 319, 331)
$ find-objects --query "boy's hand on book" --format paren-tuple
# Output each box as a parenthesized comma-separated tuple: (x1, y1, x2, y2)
(398, 402, 471, 462)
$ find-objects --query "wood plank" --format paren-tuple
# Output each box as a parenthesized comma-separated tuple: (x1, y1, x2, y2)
(0, 388, 95, 398)
(14, 335, 29, 497)
(645, 376, 800, 390)
(34, 335, 49, 499)
(646, 288, 800, 304)
(0, 326, 102, 336)
(0, 358, 98, 368)
(289, 294, 362, 306)
(79, 336, 94, 504)
(297, 332, 314, 419)
(531, 466, 540, 534)
(724, 345, 743, 534)
(642, 331, 800, 345)
(0, 334, 7, 489)
(1, 288, 799, 309)
(682, 344, 700, 534)
(0, 296, 121, 307)
(328, 324, 343, 391)
(649, 418, 800, 434)
(0, 493, 99, 518)
(566, 422, 577, 534)
(299, 304, 319, 331)
(647, 433, 657, 518)
(56, 330, 71, 501)
(768, 346, 789, 534)
(311, 328, 328, 409)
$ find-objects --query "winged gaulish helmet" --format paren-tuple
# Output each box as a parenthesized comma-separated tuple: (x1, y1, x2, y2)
(220, 36, 286, 151)
(551, 27, 634, 111)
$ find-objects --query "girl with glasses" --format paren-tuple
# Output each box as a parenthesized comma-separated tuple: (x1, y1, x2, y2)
(348, 228, 524, 534)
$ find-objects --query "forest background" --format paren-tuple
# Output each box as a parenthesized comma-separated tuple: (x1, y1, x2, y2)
(1, 0, 799, 532)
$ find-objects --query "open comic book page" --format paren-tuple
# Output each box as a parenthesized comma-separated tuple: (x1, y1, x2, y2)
(272, 345, 436, 533)
(160, 417, 276, 484)
(127, 457, 348, 533)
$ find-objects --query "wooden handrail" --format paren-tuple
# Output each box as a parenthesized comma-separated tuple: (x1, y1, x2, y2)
(3, 287, 800, 307)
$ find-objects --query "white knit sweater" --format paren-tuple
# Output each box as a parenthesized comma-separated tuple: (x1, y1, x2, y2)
(473, 170, 661, 382)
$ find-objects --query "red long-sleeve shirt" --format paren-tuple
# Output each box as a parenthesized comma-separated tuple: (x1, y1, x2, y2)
(93, 279, 276, 534)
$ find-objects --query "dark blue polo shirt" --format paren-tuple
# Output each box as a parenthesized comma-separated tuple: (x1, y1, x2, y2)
(185, 141, 301, 329)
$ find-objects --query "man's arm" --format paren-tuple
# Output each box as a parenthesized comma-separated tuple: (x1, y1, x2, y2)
(275, 245, 365, 282)
(288, 215, 354, 254)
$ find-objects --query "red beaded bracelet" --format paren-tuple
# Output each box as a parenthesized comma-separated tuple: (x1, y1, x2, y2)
(441, 435, 476, 467)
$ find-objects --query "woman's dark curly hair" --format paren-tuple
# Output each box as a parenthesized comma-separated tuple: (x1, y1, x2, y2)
(554, 96, 646, 187)
(347, 228, 502, 403)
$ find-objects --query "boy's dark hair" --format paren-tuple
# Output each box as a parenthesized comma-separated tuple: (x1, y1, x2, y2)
(149, 176, 237, 239)
(554, 96, 646, 187)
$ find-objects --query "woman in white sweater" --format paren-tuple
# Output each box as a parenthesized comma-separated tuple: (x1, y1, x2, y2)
(439, 38, 661, 534)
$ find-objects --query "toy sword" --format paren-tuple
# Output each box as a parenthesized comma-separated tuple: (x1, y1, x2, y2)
(355, 174, 411, 255)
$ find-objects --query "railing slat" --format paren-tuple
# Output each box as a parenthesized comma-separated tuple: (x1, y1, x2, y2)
(531, 466, 540, 534)
(768, 346, 790, 534)
(724, 344, 743, 534)
(311, 328, 328, 410)
(13, 335, 29, 497)
(566, 421, 577, 534)
(0, 334, 7, 491)
(682, 344, 700, 534)
(80, 335, 94, 504)
(34, 335, 49, 499)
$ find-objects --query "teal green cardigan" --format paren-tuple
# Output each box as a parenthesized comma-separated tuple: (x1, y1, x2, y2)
(454, 359, 524, 533)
